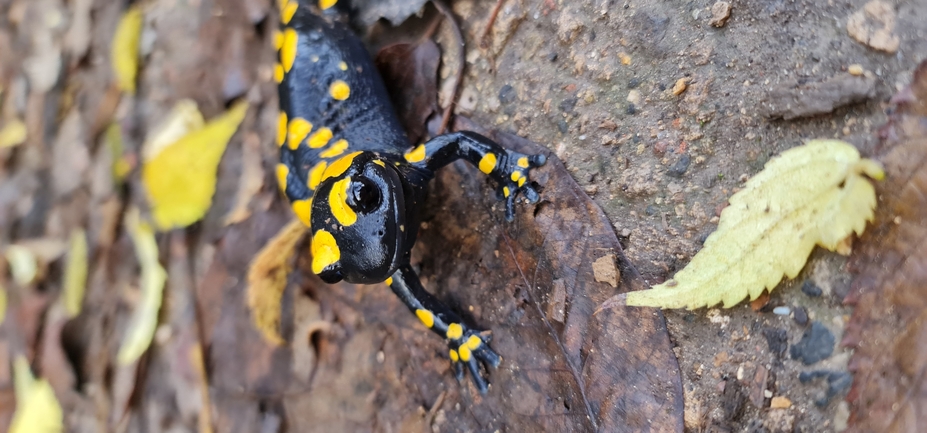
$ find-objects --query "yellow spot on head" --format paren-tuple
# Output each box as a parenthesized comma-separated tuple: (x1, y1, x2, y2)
(446, 323, 463, 340)
(373, 160, 385, 167)
(329, 177, 357, 226)
(308, 161, 327, 190)
(308, 127, 333, 148)
(288, 118, 313, 150)
(319, 0, 338, 10)
(339, 61, 348, 71)
(330, 80, 350, 100)
(466, 335, 482, 350)
(415, 309, 435, 328)
(292, 199, 312, 226)
(479, 153, 497, 174)
(273, 31, 284, 50)
(274, 64, 284, 83)
(517, 157, 529, 168)
(385, 276, 393, 286)
(319, 138, 349, 158)
(277, 112, 288, 146)
(404, 144, 426, 163)
(459, 345, 472, 362)
(281, 1, 298, 24)
(311, 230, 340, 274)
(276, 164, 289, 192)
(281, 29, 298, 72)
(321, 151, 362, 181)
(503, 186, 510, 197)
(449, 349, 459, 362)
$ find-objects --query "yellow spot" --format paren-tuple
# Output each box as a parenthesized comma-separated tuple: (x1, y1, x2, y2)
(281, 28, 298, 72)
(466, 335, 482, 350)
(308, 127, 333, 148)
(292, 199, 312, 226)
(273, 31, 284, 50)
(510, 171, 522, 182)
(517, 157, 529, 168)
(503, 186, 510, 197)
(276, 164, 289, 192)
(319, 0, 338, 10)
(339, 61, 348, 71)
(281, 1, 298, 24)
(288, 118, 313, 150)
(273, 64, 284, 83)
(277, 112, 288, 146)
(373, 160, 385, 167)
(459, 345, 472, 362)
(385, 276, 393, 285)
(404, 144, 426, 163)
(446, 323, 463, 340)
(479, 153, 497, 174)
(321, 151, 362, 181)
(330, 80, 350, 100)
(449, 349, 459, 362)
(320, 138, 348, 158)
(518, 176, 526, 187)
(310, 230, 340, 274)
(329, 177, 357, 226)
(415, 309, 435, 328)
(308, 161, 327, 190)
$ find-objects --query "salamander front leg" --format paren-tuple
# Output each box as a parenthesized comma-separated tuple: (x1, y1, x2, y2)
(387, 264, 501, 393)
(402, 131, 547, 221)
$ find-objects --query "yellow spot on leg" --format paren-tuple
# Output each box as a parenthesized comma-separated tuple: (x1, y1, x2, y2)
(274, 64, 284, 83)
(292, 199, 312, 226)
(459, 345, 472, 362)
(308, 161, 327, 190)
(329, 177, 357, 226)
(518, 176, 526, 187)
(338, 61, 348, 71)
(319, 138, 349, 158)
(449, 349, 459, 362)
(321, 151, 362, 181)
(276, 164, 289, 192)
(415, 309, 435, 328)
(385, 276, 393, 285)
(281, 29, 298, 72)
(510, 171, 522, 182)
(404, 144, 426, 163)
(517, 156, 529, 168)
(277, 112, 288, 146)
(479, 153, 497, 174)
(330, 80, 350, 100)
(308, 127, 333, 148)
(281, 2, 298, 24)
(319, 0, 338, 10)
(503, 186, 510, 197)
(288, 118, 313, 150)
(466, 335, 482, 350)
(446, 323, 463, 340)
(311, 230, 340, 274)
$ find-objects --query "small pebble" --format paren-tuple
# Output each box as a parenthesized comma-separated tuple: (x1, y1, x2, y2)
(668, 154, 691, 177)
(790, 321, 835, 365)
(672, 77, 689, 95)
(848, 64, 864, 76)
(773, 306, 791, 316)
(801, 280, 823, 297)
(792, 306, 809, 326)
(770, 396, 792, 409)
(498, 84, 517, 105)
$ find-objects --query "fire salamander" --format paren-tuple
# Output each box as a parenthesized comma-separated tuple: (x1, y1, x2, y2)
(273, 0, 546, 393)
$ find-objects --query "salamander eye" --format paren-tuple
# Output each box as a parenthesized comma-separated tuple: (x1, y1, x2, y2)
(349, 178, 381, 213)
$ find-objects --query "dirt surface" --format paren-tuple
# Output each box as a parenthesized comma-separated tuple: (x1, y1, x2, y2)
(1, 0, 926, 432)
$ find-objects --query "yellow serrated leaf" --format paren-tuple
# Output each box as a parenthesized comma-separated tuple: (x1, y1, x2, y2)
(10, 355, 63, 433)
(142, 100, 249, 230)
(142, 99, 205, 161)
(63, 229, 88, 318)
(246, 219, 307, 345)
(117, 208, 166, 365)
(626, 140, 883, 309)
(111, 6, 143, 93)
(0, 118, 27, 148)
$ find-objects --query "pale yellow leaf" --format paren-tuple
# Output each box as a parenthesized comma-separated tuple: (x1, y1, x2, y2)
(1, 282, 6, 324)
(10, 355, 63, 433)
(246, 219, 307, 345)
(142, 99, 204, 161)
(117, 208, 166, 365)
(0, 118, 27, 148)
(5, 246, 38, 286)
(625, 140, 884, 309)
(62, 229, 88, 318)
(142, 100, 249, 230)
(111, 6, 143, 94)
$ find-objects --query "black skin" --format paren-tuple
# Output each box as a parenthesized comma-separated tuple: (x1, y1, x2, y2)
(276, 2, 545, 393)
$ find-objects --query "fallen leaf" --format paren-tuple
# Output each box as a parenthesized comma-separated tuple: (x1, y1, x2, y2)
(142, 100, 248, 230)
(844, 59, 927, 432)
(9, 355, 62, 433)
(142, 99, 205, 161)
(116, 208, 167, 365)
(375, 40, 440, 145)
(111, 5, 143, 94)
(4, 246, 37, 286)
(621, 140, 883, 309)
(0, 118, 27, 148)
(62, 229, 88, 318)
(246, 219, 305, 345)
